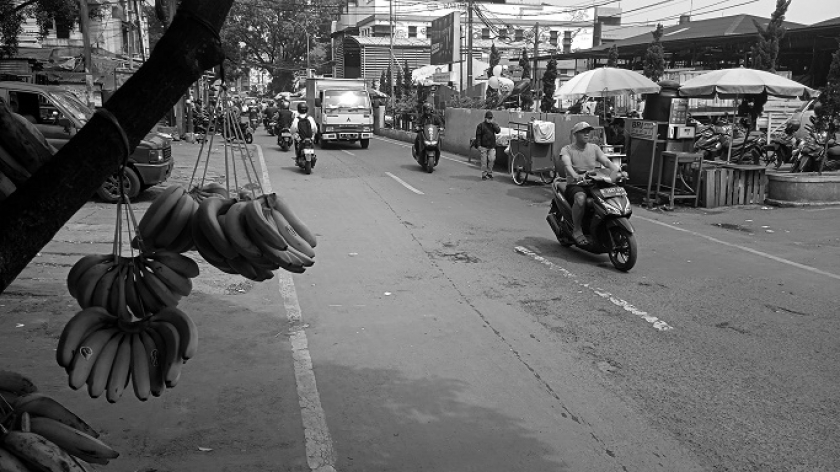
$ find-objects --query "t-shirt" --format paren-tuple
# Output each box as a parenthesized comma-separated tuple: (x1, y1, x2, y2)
(559, 143, 606, 174)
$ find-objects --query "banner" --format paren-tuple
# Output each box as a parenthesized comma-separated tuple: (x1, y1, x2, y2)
(430, 12, 460, 65)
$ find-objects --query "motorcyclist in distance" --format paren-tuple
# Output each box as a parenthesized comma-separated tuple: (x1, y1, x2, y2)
(290, 102, 319, 157)
(414, 102, 444, 155)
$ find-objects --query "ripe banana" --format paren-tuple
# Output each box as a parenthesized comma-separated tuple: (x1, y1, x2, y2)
(138, 185, 185, 239)
(143, 259, 192, 297)
(28, 417, 119, 465)
(86, 333, 123, 399)
(68, 327, 119, 391)
(149, 321, 182, 388)
(123, 263, 145, 319)
(105, 335, 132, 404)
(269, 209, 315, 259)
(244, 200, 288, 250)
(168, 213, 197, 254)
(226, 255, 260, 281)
(0, 371, 37, 396)
(67, 254, 112, 300)
(264, 192, 317, 248)
(140, 330, 165, 397)
(133, 265, 163, 315)
(11, 393, 98, 438)
(0, 446, 30, 472)
(146, 251, 200, 279)
(196, 197, 238, 259)
(74, 259, 115, 309)
(155, 192, 194, 249)
(56, 307, 115, 368)
(150, 307, 198, 360)
(137, 264, 179, 308)
(89, 265, 119, 311)
(286, 246, 315, 268)
(223, 201, 263, 260)
(130, 333, 151, 401)
(200, 182, 229, 197)
(1, 430, 86, 472)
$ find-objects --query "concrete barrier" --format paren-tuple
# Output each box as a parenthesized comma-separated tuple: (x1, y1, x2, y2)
(766, 172, 840, 206)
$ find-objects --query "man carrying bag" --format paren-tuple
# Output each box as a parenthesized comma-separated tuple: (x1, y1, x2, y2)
(475, 111, 500, 180)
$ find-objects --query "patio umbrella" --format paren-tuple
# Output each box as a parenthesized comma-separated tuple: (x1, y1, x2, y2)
(555, 67, 661, 123)
(678, 67, 819, 163)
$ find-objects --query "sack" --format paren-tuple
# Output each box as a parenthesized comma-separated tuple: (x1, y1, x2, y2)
(297, 117, 313, 138)
(532, 120, 555, 144)
(469, 138, 478, 149)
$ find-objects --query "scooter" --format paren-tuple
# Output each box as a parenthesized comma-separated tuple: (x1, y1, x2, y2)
(790, 116, 840, 172)
(295, 137, 317, 174)
(694, 122, 727, 160)
(277, 127, 293, 151)
(265, 115, 276, 136)
(412, 124, 441, 173)
(546, 169, 637, 272)
(226, 121, 253, 144)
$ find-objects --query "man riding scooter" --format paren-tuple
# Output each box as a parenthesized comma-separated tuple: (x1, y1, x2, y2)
(414, 103, 444, 155)
(291, 102, 319, 163)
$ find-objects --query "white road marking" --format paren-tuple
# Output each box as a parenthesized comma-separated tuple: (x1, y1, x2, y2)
(385, 171, 425, 195)
(256, 145, 338, 472)
(341, 150, 355, 156)
(514, 246, 674, 331)
(372, 136, 478, 167)
(635, 215, 840, 282)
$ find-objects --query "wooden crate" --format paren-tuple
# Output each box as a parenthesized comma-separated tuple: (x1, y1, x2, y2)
(701, 164, 767, 208)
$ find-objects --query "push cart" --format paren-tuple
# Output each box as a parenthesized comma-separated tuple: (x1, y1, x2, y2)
(507, 120, 557, 185)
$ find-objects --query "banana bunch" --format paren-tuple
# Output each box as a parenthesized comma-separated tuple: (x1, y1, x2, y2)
(55, 306, 197, 402)
(66, 251, 199, 315)
(136, 185, 197, 253)
(0, 371, 120, 470)
(188, 182, 229, 203)
(192, 192, 317, 280)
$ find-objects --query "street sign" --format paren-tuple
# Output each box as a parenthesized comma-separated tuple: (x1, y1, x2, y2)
(432, 71, 451, 85)
(430, 12, 461, 65)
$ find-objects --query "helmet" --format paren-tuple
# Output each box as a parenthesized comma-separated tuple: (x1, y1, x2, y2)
(280, 100, 289, 109)
(422, 102, 434, 114)
(297, 102, 308, 114)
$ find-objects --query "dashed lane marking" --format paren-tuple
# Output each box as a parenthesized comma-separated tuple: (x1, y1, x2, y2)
(256, 145, 338, 472)
(372, 136, 478, 167)
(385, 171, 425, 195)
(514, 246, 674, 332)
(341, 150, 355, 156)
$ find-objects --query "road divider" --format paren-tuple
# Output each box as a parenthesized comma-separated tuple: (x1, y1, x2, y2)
(514, 246, 674, 332)
(385, 172, 425, 195)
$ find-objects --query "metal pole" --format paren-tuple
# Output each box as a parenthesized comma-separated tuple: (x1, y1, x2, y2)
(467, 0, 474, 92)
(533, 23, 539, 97)
(133, 0, 146, 62)
(389, 0, 395, 107)
(78, 0, 94, 107)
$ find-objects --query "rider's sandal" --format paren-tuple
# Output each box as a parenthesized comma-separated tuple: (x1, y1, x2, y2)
(574, 234, 589, 246)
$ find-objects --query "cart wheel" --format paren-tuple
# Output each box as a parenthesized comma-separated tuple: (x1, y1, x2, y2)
(511, 153, 528, 186)
(539, 170, 557, 184)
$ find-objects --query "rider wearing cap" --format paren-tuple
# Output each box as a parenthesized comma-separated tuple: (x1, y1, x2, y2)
(556, 122, 623, 246)
(414, 102, 444, 155)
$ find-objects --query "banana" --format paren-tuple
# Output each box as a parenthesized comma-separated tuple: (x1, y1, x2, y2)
(1, 430, 86, 472)
(244, 200, 288, 250)
(269, 209, 315, 259)
(105, 335, 132, 404)
(244, 222, 306, 273)
(123, 262, 145, 319)
(130, 333, 150, 401)
(168, 211, 197, 254)
(143, 259, 192, 297)
(0, 371, 37, 396)
(145, 251, 200, 278)
(68, 327, 119, 391)
(28, 417, 118, 465)
(149, 307, 197, 360)
(88, 264, 118, 311)
(286, 246, 315, 268)
(0, 446, 30, 472)
(201, 182, 229, 197)
(192, 218, 231, 270)
(85, 333, 123, 399)
(136, 263, 179, 308)
(226, 255, 260, 281)
(149, 322, 182, 388)
(107, 263, 128, 319)
(155, 192, 193, 249)
(223, 201, 263, 260)
(74, 259, 115, 309)
(196, 197, 238, 259)
(264, 192, 317, 248)
(140, 330, 165, 397)
(11, 394, 98, 438)
(138, 185, 185, 239)
(67, 254, 112, 300)
(133, 264, 163, 315)
(56, 307, 115, 368)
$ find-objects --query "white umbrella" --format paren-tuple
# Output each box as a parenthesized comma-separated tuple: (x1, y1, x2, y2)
(555, 67, 661, 123)
(679, 67, 819, 162)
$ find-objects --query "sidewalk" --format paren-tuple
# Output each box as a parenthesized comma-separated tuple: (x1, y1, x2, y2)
(0, 141, 308, 472)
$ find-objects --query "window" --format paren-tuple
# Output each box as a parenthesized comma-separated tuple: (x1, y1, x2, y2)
(499, 28, 508, 39)
(515, 29, 524, 41)
(481, 28, 490, 39)
(549, 30, 558, 46)
(409, 26, 417, 38)
(323, 90, 370, 110)
(55, 19, 72, 39)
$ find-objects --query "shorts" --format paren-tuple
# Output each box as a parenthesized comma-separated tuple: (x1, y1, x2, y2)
(564, 184, 587, 203)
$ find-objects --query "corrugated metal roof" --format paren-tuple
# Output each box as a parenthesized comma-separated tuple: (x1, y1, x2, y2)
(808, 16, 840, 27)
(351, 36, 430, 47)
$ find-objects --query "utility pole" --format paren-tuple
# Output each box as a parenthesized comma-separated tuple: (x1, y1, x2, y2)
(134, 0, 146, 62)
(78, 0, 94, 107)
(389, 0, 395, 107)
(168, 0, 184, 137)
(533, 22, 539, 95)
(467, 0, 473, 93)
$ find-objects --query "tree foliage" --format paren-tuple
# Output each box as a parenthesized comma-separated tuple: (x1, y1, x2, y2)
(518, 48, 534, 111)
(643, 24, 665, 82)
(540, 58, 557, 112)
(815, 40, 840, 139)
(607, 44, 619, 67)
(379, 70, 386, 91)
(751, 0, 790, 72)
(485, 42, 501, 109)
(402, 60, 413, 98)
(385, 66, 393, 96)
(0, 0, 105, 59)
(395, 65, 403, 100)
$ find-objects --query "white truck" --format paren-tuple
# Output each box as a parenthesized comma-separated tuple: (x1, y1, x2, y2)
(306, 78, 374, 149)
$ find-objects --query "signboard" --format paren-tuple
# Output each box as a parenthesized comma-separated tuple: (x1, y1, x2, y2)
(629, 119, 658, 140)
(430, 12, 460, 65)
(431, 68, 451, 85)
(668, 98, 689, 125)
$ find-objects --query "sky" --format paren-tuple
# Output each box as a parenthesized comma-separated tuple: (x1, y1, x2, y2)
(608, 0, 833, 27)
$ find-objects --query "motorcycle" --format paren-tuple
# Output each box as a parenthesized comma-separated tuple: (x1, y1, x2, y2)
(412, 124, 442, 173)
(546, 169, 637, 272)
(693, 122, 727, 160)
(295, 137, 317, 174)
(790, 116, 840, 172)
(277, 127, 293, 152)
(763, 126, 797, 168)
(728, 124, 765, 164)
(265, 115, 276, 136)
(225, 121, 253, 144)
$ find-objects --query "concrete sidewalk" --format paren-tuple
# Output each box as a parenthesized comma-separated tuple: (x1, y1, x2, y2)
(0, 141, 308, 472)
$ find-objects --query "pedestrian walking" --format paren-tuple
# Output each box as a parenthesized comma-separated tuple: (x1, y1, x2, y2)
(475, 111, 500, 180)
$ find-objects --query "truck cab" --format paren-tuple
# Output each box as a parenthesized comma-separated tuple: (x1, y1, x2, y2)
(307, 78, 374, 149)
(0, 81, 173, 202)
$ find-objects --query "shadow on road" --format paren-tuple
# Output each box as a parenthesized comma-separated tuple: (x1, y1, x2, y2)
(315, 363, 568, 471)
(516, 235, 606, 266)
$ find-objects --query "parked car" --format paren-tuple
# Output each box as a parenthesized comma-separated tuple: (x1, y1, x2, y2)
(0, 81, 173, 203)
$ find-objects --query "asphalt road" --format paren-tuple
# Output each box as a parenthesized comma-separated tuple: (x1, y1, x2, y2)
(256, 131, 839, 472)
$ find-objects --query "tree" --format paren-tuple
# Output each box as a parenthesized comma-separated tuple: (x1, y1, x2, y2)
(540, 58, 557, 112)
(0, 0, 233, 292)
(1, 0, 105, 58)
(385, 66, 394, 97)
(643, 24, 666, 83)
(485, 43, 501, 109)
(402, 60, 413, 98)
(379, 70, 386, 92)
(395, 65, 403, 100)
(815, 39, 840, 173)
(607, 44, 619, 67)
(518, 48, 534, 111)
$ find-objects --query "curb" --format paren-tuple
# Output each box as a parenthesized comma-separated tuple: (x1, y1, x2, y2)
(765, 198, 840, 208)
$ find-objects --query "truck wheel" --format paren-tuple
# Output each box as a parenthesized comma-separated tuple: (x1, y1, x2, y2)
(97, 167, 141, 203)
(319, 139, 330, 150)
(360, 139, 370, 149)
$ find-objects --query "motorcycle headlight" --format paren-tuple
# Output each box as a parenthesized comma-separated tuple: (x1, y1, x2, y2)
(424, 140, 436, 146)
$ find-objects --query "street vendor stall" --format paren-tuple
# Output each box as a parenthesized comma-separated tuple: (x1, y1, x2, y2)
(507, 118, 557, 185)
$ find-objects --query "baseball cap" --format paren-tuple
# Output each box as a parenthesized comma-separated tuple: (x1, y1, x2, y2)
(485, 111, 494, 119)
(571, 122, 594, 134)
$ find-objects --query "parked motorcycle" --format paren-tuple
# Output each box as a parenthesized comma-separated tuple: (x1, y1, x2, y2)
(295, 137, 317, 174)
(693, 122, 727, 160)
(789, 116, 840, 172)
(546, 169, 637, 271)
(764, 126, 797, 168)
(277, 127, 293, 151)
(412, 124, 442, 173)
(728, 124, 765, 164)
(226, 121, 253, 144)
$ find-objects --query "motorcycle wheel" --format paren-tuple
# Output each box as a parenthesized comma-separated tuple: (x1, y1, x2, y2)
(245, 133, 253, 144)
(304, 160, 312, 174)
(608, 226, 637, 272)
